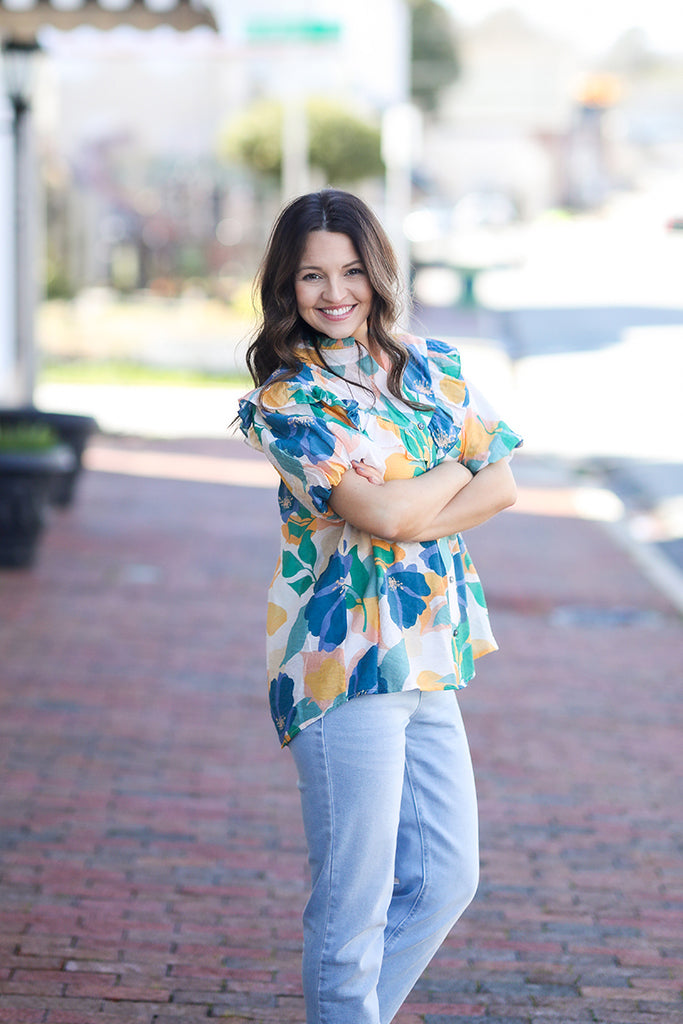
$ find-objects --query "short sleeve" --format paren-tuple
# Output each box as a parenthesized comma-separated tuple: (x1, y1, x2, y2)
(238, 378, 363, 520)
(426, 337, 523, 472)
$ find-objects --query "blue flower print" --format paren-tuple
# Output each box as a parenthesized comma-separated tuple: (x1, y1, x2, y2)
(269, 673, 296, 743)
(305, 548, 355, 651)
(266, 410, 337, 464)
(383, 562, 431, 629)
(419, 541, 447, 575)
(348, 647, 379, 699)
(429, 403, 462, 454)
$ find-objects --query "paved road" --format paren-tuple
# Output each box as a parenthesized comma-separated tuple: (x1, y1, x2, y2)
(0, 435, 681, 1022)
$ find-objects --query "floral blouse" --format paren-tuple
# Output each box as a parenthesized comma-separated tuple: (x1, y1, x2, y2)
(238, 333, 522, 746)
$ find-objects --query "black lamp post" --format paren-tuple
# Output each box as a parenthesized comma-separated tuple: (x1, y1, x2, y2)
(2, 38, 41, 405)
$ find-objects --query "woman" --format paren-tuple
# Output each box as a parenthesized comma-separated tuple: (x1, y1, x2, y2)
(238, 188, 522, 1024)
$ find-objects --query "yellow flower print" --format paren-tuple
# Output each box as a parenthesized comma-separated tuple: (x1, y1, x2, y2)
(267, 602, 287, 636)
(438, 375, 467, 407)
(416, 669, 445, 690)
(462, 416, 497, 464)
(417, 572, 448, 630)
(261, 381, 294, 409)
(384, 451, 419, 480)
(303, 653, 347, 707)
(351, 594, 379, 644)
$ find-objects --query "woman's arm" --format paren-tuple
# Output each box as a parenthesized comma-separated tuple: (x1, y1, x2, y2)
(407, 459, 516, 542)
(328, 459, 473, 541)
(329, 458, 516, 542)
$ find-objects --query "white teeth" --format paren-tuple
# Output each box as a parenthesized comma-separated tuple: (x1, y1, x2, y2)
(321, 305, 353, 317)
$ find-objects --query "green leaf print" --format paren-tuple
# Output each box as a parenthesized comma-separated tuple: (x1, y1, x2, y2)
(282, 550, 314, 595)
(282, 605, 309, 666)
(289, 574, 315, 597)
(298, 530, 317, 569)
(282, 550, 305, 578)
(468, 581, 487, 608)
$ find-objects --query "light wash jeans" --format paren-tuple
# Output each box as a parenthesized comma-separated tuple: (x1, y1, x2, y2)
(289, 688, 479, 1024)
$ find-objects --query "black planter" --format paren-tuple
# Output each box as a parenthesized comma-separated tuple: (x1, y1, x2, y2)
(0, 408, 98, 506)
(0, 444, 75, 568)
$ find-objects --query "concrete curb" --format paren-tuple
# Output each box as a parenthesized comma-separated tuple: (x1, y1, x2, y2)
(601, 515, 683, 619)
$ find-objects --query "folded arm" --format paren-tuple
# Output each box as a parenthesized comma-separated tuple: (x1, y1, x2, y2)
(407, 458, 517, 541)
(328, 457, 516, 542)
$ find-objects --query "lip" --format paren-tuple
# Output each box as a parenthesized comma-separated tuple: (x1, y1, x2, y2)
(317, 304, 356, 320)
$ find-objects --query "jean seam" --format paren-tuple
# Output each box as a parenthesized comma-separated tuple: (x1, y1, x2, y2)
(382, 752, 428, 952)
(315, 717, 336, 1024)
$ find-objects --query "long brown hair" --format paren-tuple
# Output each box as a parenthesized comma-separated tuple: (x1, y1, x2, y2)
(245, 189, 418, 404)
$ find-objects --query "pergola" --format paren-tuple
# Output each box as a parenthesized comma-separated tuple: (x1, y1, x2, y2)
(0, 0, 217, 406)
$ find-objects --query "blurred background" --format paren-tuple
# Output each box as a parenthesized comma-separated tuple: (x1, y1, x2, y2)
(1, 0, 682, 572)
(2, 8, 682, 1016)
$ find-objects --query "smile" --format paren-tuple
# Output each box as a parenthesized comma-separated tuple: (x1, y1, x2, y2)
(319, 305, 355, 318)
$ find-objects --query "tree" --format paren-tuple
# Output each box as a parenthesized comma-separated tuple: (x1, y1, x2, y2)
(221, 98, 384, 184)
(308, 100, 384, 184)
(221, 99, 282, 180)
(409, 0, 461, 112)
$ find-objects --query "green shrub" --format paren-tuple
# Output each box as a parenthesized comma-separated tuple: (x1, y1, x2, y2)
(222, 98, 383, 183)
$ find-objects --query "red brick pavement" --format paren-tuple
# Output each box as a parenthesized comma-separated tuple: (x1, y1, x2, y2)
(0, 435, 681, 1024)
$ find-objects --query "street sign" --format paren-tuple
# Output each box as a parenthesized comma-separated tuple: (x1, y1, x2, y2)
(246, 17, 341, 44)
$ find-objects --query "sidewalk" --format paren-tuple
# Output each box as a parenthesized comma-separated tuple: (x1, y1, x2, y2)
(0, 435, 681, 1024)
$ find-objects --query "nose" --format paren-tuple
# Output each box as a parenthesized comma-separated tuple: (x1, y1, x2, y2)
(322, 275, 346, 303)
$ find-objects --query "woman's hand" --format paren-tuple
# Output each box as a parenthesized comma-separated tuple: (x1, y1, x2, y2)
(351, 459, 385, 486)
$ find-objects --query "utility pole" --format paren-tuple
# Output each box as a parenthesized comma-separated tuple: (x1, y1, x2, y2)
(381, 0, 416, 315)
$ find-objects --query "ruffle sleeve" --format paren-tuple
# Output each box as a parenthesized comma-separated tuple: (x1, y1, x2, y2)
(238, 376, 364, 520)
(425, 337, 523, 472)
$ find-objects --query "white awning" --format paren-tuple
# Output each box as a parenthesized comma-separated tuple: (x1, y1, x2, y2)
(0, 0, 217, 40)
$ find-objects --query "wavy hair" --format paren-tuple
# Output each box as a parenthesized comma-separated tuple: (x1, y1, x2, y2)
(245, 189, 420, 405)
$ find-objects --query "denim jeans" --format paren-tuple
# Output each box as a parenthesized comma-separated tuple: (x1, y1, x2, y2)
(289, 688, 479, 1024)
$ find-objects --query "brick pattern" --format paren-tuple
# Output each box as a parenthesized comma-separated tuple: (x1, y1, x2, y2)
(1, 437, 681, 1023)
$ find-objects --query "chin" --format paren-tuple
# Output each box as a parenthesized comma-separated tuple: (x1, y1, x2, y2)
(315, 321, 351, 337)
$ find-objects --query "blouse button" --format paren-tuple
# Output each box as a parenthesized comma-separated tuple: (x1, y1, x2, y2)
(417, 422, 426, 431)
(449, 575, 455, 583)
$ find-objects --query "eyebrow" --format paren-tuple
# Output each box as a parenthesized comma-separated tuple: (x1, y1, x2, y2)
(298, 259, 363, 271)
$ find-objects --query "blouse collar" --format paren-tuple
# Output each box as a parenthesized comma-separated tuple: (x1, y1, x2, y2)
(296, 334, 440, 424)
(296, 335, 376, 376)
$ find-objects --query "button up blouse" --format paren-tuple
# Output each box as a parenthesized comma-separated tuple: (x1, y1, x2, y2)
(238, 333, 522, 745)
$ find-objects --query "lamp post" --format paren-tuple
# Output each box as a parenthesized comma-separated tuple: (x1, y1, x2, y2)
(2, 38, 40, 406)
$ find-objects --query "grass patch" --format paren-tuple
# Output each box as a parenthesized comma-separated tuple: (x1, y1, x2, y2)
(40, 359, 251, 388)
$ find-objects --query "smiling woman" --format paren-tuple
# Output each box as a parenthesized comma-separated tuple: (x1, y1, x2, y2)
(237, 188, 522, 1024)
(244, 189, 407, 396)
(294, 231, 374, 345)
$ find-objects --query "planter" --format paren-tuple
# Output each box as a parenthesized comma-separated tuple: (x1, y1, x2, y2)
(0, 443, 75, 568)
(0, 408, 98, 506)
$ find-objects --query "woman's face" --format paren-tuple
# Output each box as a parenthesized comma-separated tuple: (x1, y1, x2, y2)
(294, 231, 374, 346)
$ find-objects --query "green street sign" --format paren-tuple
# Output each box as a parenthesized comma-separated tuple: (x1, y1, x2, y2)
(246, 17, 341, 44)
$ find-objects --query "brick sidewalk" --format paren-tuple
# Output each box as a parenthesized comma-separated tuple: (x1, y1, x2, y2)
(0, 437, 681, 1024)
